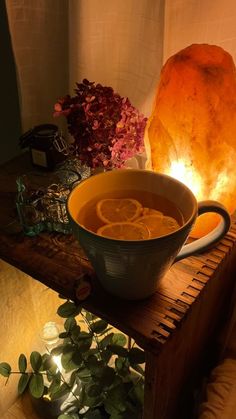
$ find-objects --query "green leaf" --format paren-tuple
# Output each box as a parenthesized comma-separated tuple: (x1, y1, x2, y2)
(110, 413, 124, 419)
(130, 381, 144, 406)
(112, 333, 127, 347)
(98, 326, 113, 336)
(50, 382, 69, 401)
(71, 325, 82, 342)
(115, 357, 129, 377)
(86, 357, 104, 378)
(58, 414, 76, 419)
(90, 320, 108, 334)
(48, 372, 62, 396)
(99, 366, 116, 388)
(83, 393, 102, 408)
(87, 383, 102, 397)
(51, 345, 64, 356)
(18, 373, 30, 394)
(0, 362, 11, 377)
(18, 354, 27, 373)
(105, 383, 127, 413)
(76, 335, 92, 353)
(131, 364, 145, 376)
(128, 348, 145, 365)
(59, 331, 70, 339)
(99, 333, 114, 349)
(85, 311, 98, 321)
(29, 374, 44, 398)
(57, 301, 81, 318)
(64, 317, 77, 331)
(76, 367, 91, 380)
(69, 370, 78, 387)
(101, 348, 112, 364)
(108, 345, 128, 357)
(61, 348, 82, 372)
(30, 352, 42, 372)
(104, 398, 123, 416)
(41, 353, 54, 371)
(84, 409, 104, 419)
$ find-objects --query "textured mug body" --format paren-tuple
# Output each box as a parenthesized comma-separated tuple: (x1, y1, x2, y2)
(67, 169, 197, 300)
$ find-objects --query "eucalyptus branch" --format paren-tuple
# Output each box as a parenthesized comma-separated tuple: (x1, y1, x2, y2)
(80, 311, 103, 360)
(56, 371, 81, 404)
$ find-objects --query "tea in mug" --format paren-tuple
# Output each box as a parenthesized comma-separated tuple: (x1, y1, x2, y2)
(77, 190, 184, 240)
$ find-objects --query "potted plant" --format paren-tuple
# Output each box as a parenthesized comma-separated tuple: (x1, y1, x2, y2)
(0, 298, 145, 419)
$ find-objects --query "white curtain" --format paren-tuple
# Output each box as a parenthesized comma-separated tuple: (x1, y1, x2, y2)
(68, 0, 164, 117)
(164, 0, 236, 63)
(6, 0, 164, 132)
(5, 0, 236, 143)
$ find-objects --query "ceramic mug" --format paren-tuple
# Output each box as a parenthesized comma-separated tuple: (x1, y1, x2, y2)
(67, 169, 231, 300)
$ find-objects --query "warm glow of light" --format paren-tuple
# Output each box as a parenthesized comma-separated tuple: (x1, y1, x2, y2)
(210, 171, 229, 201)
(52, 355, 62, 372)
(168, 159, 203, 199)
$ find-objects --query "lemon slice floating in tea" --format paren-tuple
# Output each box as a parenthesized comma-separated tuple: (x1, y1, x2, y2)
(162, 216, 181, 234)
(142, 207, 163, 217)
(97, 222, 150, 240)
(136, 214, 180, 238)
(96, 198, 142, 224)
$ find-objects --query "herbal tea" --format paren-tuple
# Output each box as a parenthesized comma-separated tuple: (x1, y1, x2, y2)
(77, 190, 184, 240)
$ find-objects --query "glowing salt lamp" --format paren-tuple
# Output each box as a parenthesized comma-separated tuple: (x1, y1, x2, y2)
(145, 43, 236, 237)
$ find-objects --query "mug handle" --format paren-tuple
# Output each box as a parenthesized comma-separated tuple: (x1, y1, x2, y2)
(175, 200, 231, 262)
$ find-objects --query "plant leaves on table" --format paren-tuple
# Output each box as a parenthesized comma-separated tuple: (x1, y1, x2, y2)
(41, 353, 56, 372)
(128, 348, 145, 365)
(30, 351, 42, 372)
(99, 333, 114, 349)
(29, 373, 44, 398)
(51, 344, 65, 357)
(108, 345, 128, 357)
(18, 354, 27, 373)
(129, 381, 144, 406)
(61, 347, 82, 372)
(48, 371, 62, 396)
(18, 373, 30, 394)
(112, 333, 127, 347)
(50, 382, 69, 401)
(85, 311, 98, 322)
(0, 362, 11, 377)
(65, 316, 77, 331)
(57, 301, 81, 318)
(90, 320, 108, 334)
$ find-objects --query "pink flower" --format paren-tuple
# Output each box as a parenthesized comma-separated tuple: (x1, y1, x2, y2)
(54, 79, 147, 169)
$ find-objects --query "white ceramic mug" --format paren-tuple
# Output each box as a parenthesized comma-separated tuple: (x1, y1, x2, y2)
(67, 169, 231, 300)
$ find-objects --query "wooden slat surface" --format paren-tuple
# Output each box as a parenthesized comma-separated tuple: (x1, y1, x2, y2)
(1, 153, 236, 355)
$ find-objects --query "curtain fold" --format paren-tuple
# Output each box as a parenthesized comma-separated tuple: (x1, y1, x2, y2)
(69, 0, 164, 117)
(6, 0, 68, 132)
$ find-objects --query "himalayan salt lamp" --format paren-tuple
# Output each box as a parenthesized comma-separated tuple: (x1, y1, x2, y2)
(145, 43, 236, 237)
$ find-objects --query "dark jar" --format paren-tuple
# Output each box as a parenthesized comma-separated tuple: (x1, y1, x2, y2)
(19, 124, 66, 170)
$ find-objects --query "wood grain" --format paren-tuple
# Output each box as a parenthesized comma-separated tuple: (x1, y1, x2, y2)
(2, 394, 41, 419)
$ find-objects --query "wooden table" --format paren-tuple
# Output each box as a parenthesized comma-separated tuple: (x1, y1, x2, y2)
(1, 153, 236, 419)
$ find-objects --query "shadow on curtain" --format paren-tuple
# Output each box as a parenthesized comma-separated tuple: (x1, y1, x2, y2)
(0, 1, 21, 164)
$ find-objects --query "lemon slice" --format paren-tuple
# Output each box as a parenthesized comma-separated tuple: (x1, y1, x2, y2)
(96, 198, 142, 224)
(136, 214, 180, 238)
(142, 207, 163, 217)
(161, 216, 181, 235)
(136, 214, 164, 238)
(97, 222, 150, 240)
